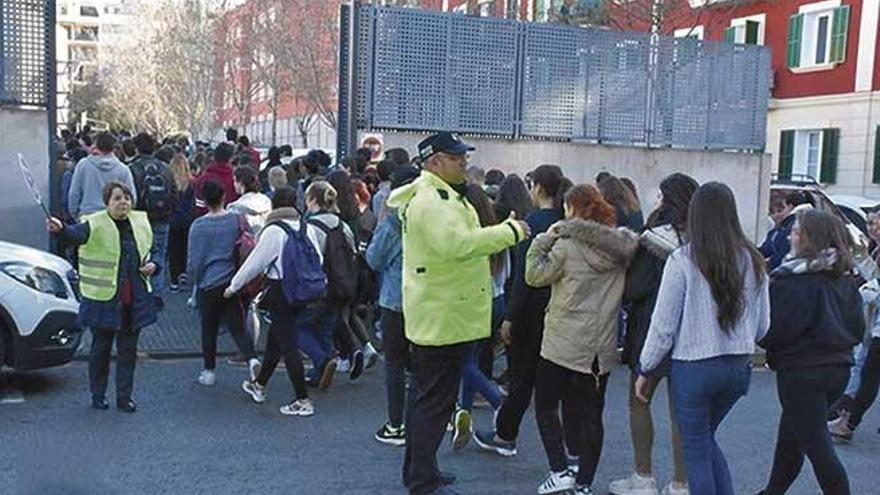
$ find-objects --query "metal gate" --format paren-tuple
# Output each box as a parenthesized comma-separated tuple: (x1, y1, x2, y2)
(0, 0, 53, 108)
(338, 5, 771, 159)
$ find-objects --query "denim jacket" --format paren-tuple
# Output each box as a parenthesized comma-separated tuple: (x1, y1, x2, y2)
(366, 211, 402, 312)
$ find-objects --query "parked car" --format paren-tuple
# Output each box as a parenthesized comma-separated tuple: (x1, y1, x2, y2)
(830, 194, 880, 238)
(0, 241, 82, 371)
(771, 175, 878, 279)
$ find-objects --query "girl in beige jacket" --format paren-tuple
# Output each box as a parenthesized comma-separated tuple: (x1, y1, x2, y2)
(526, 184, 638, 495)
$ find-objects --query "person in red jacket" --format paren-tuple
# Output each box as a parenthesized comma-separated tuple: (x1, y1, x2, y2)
(192, 142, 239, 218)
(238, 136, 261, 168)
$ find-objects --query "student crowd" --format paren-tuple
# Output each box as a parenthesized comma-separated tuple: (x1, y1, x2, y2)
(46, 128, 880, 495)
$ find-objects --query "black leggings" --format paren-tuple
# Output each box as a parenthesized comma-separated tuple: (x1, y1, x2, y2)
(535, 358, 608, 487)
(256, 281, 308, 400)
(197, 285, 257, 370)
(764, 365, 850, 495)
(847, 337, 880, 428)
(167, 224, 188, 284)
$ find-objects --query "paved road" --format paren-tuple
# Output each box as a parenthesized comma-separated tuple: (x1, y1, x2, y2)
(2, 360, 879, 495)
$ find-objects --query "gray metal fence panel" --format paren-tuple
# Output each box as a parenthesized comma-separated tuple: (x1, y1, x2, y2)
(368, 7, 518, 136)
(519, 24, 588, 139)
(581, 29, 652, 145)
(0, 0, 50, 107)
(351, 5, 770, 152)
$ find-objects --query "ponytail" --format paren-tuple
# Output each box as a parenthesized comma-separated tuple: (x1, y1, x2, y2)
(555, 178, 573, 217)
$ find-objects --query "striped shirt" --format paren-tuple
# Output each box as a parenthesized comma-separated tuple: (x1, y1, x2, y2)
(639, 246, 770, 373)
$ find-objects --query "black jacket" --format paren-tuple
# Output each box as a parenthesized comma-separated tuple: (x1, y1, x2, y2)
(760, 271, 864, 370)
(129, 154, 179, 223)
(504, 208, 561, 329)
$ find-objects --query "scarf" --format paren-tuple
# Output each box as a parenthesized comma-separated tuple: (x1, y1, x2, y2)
(773, 248, 840, 277)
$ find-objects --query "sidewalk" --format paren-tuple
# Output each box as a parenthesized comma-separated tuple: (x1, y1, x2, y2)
(75, 290, 248, 360)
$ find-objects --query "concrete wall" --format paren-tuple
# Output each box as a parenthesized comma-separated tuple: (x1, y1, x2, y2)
(377, 132, 773, 242)
(0, 107, 50, 249)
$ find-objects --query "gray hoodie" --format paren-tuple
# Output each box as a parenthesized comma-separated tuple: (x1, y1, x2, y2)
(67, 154, 138, 219)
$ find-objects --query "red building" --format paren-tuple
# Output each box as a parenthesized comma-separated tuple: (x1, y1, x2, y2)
(210, 0, 573, 149)
(614, 0, 880, 197)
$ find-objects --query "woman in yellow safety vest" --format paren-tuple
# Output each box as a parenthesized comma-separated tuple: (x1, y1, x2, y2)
(47, 181, 157, 413)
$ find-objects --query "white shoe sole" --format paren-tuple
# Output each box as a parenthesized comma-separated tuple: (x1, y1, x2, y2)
(374, 434, 406, 447)
(241, 381, 266, 403)
(608, 486, 659, 495)
(280, 406, 314, 417)
(472, 434, 516, 457)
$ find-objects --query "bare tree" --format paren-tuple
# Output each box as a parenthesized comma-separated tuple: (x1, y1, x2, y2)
(551, 0, 767, 36)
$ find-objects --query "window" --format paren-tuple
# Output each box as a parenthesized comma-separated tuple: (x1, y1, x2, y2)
(873, 126, 880, 184)
(787, 2, 850, 70)
(778, 128, 840, 183)
(80, 6, 99, 17)
(674, 26, 704, 40)
(724, 16, 764, 45)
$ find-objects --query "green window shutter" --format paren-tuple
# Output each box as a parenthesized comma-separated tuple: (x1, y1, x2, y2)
(830, 5, 850, 63)
(820, 128, 840, 184)
(724, 27, 736, 43)
(873, 126, 880, 184)
(745, 20, 760, 45)
(778, 130, 795, 179)
(787, 14, 804, 68)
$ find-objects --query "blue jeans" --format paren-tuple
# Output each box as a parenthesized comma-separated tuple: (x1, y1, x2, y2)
(150, 222, 170, 297)
(297, 301, 338, 380)
(670, 355, 751, 495)
(460, 340, 502, 411)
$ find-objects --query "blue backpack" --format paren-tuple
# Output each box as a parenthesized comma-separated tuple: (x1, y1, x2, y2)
(268, 219, 326, 305)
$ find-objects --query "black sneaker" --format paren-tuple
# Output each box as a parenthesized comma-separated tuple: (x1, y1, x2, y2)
(350, 350, 365, 380)
(375, 422, 406, 446)
(91, 395, 109, 410)
(473, 430, 516, 457)
(117, 398, 137, 413)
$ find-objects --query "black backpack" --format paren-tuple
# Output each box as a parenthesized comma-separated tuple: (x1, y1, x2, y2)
(308, 216, 358, 303)
(142, 160, 173, 219)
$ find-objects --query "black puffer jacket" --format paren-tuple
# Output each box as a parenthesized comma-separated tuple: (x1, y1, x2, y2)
(622, 222, 684, 375)
(760, 270, 864, 370)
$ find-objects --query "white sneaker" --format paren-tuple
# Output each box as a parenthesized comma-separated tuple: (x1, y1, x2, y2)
(609, 473, 659, 495)
(248, 358, 261, 382)
(537, 469, 576, 494)
(573, 486, 595, 495)
(337, 358, 351, 373)
(241, 379, 267, 403)
(661, 482, 689, 495)
(198, 370, 216, 386)
(280, 398, 314, 417)
(364, 342, 379, 369)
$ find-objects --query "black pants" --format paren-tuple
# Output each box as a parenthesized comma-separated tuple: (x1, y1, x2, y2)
(89, 327, 140, 401)
(256, 281, 308, 400)
(848, 337, 880, 428)
(167, 224, 188, 284)
(333, 303, 359, 360)
(535, 358, 609, 486)
(495, 312, 543, 441)
(382, 308, 410, 427)
(765, 365, 850, 495)
(197, 285, 257, 370)
(403, 342, 469, 495)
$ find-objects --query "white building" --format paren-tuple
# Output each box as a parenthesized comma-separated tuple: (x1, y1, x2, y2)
(55, 0, 139, 130)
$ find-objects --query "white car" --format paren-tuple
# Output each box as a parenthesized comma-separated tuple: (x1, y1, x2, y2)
(0, 241, 82, 371)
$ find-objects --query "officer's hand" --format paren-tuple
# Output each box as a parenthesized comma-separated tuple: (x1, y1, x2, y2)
(500, 320, 513, 346)
(508, 212, 531, 239)
(139, 262, 157, 277)
(46, 217, 64, 233)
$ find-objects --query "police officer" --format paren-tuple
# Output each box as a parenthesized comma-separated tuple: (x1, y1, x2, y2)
(388, 133, 530, 495)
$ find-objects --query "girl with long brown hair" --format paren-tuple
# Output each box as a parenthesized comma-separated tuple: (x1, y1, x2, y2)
(637, 182, 770, 495)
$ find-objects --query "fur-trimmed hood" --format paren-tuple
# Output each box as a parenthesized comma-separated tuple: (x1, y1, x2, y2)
(265, 207, 300, 224)
(552, 218, 639, 271)
(640, 224, 685, 260)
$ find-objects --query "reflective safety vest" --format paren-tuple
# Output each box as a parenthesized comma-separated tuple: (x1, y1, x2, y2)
(78, 210, 153, 302)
